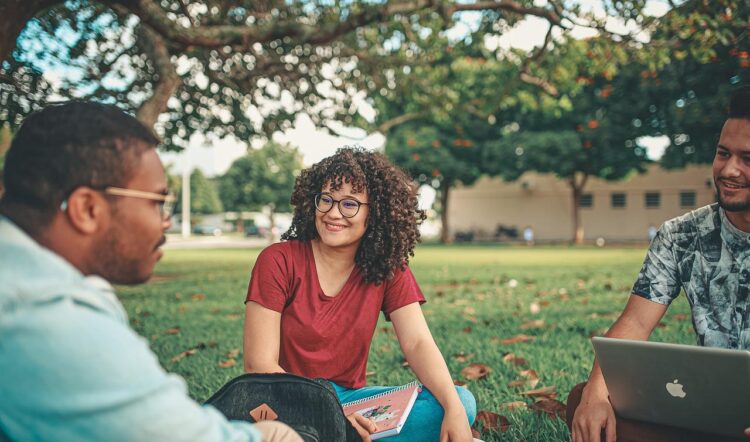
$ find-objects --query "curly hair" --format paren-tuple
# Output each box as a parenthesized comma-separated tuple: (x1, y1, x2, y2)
(282, 147, 426, 284)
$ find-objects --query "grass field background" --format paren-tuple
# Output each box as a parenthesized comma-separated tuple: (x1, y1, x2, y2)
(119, 245, 694, 441)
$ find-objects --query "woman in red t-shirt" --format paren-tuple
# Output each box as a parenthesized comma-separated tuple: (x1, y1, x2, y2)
(243, 148, 476, 442)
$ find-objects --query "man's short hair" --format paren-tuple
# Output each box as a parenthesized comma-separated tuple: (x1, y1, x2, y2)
(728, 85, 750, 120)
(1, 101, 159, 232)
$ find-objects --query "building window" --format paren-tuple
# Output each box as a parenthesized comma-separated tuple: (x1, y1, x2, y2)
(580, 193, 593, 208)
(611, 192, 627, 208)
(680, 191, 696, 208)
(645, 192, 661, 208)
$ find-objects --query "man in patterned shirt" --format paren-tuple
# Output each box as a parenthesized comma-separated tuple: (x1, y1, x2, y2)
(568, 85, 750, 442)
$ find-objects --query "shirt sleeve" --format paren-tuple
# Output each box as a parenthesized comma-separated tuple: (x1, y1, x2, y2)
(0, 299, 262, 442)
(631, 222, 682, 305)
(382, 265, 426, 319)
(245, 244, 292, 312)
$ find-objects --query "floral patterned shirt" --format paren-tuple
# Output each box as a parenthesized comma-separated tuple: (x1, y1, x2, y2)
(633, 203, 750, 349)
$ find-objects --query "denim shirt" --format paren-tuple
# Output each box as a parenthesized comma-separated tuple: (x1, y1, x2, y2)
(633, 204, 750, 349)
(0, 216, 261, 441)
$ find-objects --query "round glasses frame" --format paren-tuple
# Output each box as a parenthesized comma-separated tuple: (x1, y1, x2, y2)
(313, 192, 369, 218)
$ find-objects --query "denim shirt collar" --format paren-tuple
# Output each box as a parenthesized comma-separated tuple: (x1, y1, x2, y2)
(0, 216, 128, 324)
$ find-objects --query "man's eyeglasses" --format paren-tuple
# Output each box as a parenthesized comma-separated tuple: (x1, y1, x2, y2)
(61, 186, 176, 221)
(314, 193, 369, 218)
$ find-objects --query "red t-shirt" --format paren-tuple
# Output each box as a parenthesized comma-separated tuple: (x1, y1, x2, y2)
(245, 240, 425, 388)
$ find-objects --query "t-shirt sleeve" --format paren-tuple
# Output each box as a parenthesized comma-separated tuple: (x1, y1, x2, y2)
(632, 223, 682, 305)
(382, 265, 426, 319)
(245, 244, 293, 312)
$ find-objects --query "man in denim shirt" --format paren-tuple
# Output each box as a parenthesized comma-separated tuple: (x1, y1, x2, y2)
(569, 86, 750, 442)
(0, 102, 300, 442)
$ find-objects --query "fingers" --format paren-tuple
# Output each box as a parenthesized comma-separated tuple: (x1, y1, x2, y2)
(605, 412, 617, 442)
(346, 414, 376, 442)
(352, 413, 378, 433)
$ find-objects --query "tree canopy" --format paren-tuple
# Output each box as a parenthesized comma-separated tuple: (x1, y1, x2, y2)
(219, 141, 302, 215)
(1, 0, 665, 148)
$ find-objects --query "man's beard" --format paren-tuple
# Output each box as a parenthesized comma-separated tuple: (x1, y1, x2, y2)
(716, 180, 750, 212)
(91, 223, 151, 285)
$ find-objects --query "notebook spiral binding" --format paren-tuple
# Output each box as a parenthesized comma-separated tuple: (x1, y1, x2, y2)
(342, 381, 421, 406)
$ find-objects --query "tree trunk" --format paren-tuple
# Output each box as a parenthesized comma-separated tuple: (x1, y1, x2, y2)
(268, 204, 276, 244)
(0, 0, 61, 62)
(135, 26, 181, 130)
(568, 172, 589, 245)
(439, 184, 452, 244)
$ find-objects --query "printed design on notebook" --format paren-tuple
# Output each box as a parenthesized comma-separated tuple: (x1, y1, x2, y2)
(342, 381, 421, 440)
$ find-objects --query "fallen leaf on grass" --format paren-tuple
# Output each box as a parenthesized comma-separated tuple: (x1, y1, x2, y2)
(171, 348, 199, 363)
(530, 398, 567, 420)
(508, 369, 539, 389)
(673, 313, 689, 321)
(226, 348, 240, 359)
(499, 334, 535, 345)
(463, 326, 472, 334)
(226, 313, 240, 320)
(164, 327, 180, 335)
(501, 353, 528, 366)
(191, 293, 206, 301)
(453, 352, 475, 363)
(365, 371, 377, 377)
(474, 410, 510, 433)
(218, 359, 237, 368)
(520, 319, 544, 330)
(501, 401, 527, 411)
(520, 386, 557, 399)
(453, 379, 466, 386)
(530, 302, 541, 314)
(461, 363, 492, 380)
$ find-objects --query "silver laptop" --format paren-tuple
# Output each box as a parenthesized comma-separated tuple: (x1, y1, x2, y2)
(592, 337, 750, 437)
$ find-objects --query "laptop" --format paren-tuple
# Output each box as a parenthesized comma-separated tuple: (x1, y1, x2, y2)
(592, 337, 750, 438)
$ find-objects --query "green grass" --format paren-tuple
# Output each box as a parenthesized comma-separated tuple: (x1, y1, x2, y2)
(119, 245, 694, 441)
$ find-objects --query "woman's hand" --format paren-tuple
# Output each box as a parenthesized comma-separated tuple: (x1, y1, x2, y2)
(439, 407, 473, 442)
(346, 413, 377, 442)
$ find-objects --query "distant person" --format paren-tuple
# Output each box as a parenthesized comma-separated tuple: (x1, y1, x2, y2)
(568, 86, 750, 442)
(243, 147, 476, 442)
(523, 225, 534, 245)
(0, 102, 300, 442)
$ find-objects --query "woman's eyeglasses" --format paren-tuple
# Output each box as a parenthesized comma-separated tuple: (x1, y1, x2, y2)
(314, 192, 368, 218)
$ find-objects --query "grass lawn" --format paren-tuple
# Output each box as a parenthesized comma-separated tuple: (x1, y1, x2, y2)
(119, 245, 694, 441)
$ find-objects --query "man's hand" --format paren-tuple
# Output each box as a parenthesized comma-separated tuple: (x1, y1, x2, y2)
(571, 385, 616, 442)
(744, 427, 750, 438)
(346, 413, 377, 442)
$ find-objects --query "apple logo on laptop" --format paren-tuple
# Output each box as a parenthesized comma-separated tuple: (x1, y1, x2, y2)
(666, 379, 686, 398)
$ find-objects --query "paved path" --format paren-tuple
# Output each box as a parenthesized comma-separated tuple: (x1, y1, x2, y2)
(163, 234, 270, 249)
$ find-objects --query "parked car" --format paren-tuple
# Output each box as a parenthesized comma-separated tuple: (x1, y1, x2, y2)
(193, 224, 222, 236)
(245, 220, 268, 237)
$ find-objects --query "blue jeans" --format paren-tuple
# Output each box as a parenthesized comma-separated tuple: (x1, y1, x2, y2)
(332, 382, 477, 442)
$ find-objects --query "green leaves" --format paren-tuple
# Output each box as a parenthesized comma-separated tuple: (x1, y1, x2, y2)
(218, 141, 302, 213)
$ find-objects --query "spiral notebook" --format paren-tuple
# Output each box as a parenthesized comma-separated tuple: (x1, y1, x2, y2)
(342, 381, 421, 440)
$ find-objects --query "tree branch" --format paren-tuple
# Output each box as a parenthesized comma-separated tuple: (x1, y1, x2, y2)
(377, 111, 425, 133)
(109, 0, 564, 51)
(135, 26, 181, 129)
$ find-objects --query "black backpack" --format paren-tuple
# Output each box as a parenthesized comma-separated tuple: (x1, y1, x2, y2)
(205, 373, 360, 442)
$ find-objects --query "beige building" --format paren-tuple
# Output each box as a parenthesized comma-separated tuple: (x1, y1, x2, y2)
(448, 164, 716, 243)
